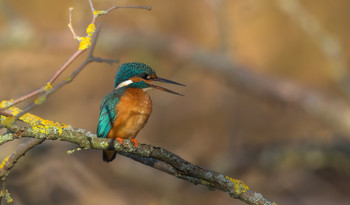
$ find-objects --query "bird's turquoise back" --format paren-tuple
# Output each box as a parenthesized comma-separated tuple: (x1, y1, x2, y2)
(97, 88, 124, 138)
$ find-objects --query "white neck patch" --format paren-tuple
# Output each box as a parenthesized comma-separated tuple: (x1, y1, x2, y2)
(116, 79, 133, 89)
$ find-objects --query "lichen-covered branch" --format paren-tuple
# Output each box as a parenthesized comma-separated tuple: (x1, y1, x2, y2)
(0, 106, 276, 205)
(0, 133, 15, 146)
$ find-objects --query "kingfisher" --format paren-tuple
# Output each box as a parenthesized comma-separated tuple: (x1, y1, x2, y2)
(97, 62, 184, 162)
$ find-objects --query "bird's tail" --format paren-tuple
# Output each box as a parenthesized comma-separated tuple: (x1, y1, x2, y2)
(103, 150, 117, 162)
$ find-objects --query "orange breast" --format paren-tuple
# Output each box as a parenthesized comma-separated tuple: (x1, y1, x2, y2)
(107, 88, 152, 140)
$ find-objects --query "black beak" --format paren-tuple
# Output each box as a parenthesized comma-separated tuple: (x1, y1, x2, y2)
(153, 77, 185, 87)
(148, 77, 185, 96)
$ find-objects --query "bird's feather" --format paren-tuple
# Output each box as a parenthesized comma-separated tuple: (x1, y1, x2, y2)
(97, 90, 122, 138)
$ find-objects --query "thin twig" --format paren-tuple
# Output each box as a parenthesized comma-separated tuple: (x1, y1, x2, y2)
(0, 139, 45, 178)
(88, 0, 95, 14)
(90, 57, 119, 65)
(67, 7, 78, 40)
(105, 5, 152, 13)
(9, 87, 44, 108)
(0, 138, 44, 204)
(15, 102, 36, 121)
(14, 27, 102, 120)
(87, 23, 119, 65)
(48, 50, 84, 84)
(2, 0, 151, 116)
(4, 50, 84, 113)
(12, 25, 119, 121)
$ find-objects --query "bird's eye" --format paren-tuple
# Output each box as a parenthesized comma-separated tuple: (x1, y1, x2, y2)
(142, 74, 152, 80)
(141, 74, 148, 79)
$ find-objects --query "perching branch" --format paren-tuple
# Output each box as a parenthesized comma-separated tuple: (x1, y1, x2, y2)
(0, 110, 276, 205)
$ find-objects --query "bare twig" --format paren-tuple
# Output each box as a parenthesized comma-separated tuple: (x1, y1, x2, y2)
(1, 117, 276, 205)
(1, 0, 151, 115)
(0, 138, 44, 204)
(7, 87, 43, 109)
(105, 5, 152, 13)
(48, 50, 85, 85)
(0, 139, 44, 178)
(7, 50, 84, 113)
(13, 26, 103, 120)
(48, 26, 112, 90)
(90, 57, 119, 65)
(67, 7, 79, 40)
(88, 0, 95, 14)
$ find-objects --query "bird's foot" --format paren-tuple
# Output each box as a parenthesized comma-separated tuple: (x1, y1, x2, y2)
(116, 138, 123, 144)
(131, 139, 138, 147)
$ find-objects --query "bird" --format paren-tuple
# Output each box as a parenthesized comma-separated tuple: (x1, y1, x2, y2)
(97, 62, 184, 162)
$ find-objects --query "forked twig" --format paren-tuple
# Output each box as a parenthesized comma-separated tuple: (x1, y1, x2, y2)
(0, 0, 151, 118)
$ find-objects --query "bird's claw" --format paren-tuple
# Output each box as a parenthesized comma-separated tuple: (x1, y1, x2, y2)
(131, 139, 138, 147)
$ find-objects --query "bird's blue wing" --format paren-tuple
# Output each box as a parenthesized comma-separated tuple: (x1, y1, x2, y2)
(97, 92, 120, 138)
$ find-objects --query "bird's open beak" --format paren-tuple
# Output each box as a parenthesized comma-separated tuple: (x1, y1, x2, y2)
(148, 77, 185, 96)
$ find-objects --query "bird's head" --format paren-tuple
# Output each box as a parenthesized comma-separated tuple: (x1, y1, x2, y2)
(114, 62, 184, 95)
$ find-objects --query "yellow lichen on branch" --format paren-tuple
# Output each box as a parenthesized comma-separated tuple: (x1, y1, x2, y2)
(34, 95, 46, 105)
(44, 82, 53, 91)
(93, 10, 107, 17)
(0, 99, 13, 109)
(78, 36, 91, 50)
(1, 116, 15, 127)
(0, 188, 14, 203)
(225, 176, 249, 194)
(86, 23, 96, 37)
(78, 23, 96, 50)
(0, 100, 69, 135)
(0, 155, 10, 170)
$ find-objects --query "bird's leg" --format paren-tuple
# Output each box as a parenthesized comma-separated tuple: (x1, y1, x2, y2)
(116, 137, 124, 144)
(131, 139, 138, 147)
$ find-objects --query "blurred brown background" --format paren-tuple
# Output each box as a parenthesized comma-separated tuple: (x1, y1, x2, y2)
(1, 0, 350, 204)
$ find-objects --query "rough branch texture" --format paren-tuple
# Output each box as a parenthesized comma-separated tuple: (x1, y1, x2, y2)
(1, 110, 276, 205)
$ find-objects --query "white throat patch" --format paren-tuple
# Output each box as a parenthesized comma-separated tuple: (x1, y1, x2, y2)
(116, 79, 133, 89)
